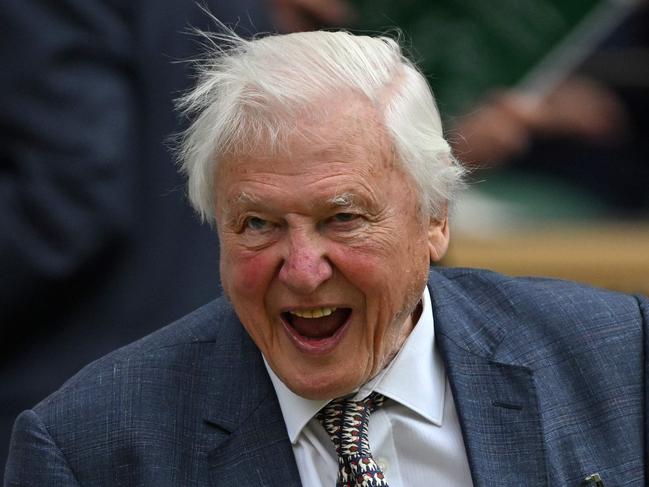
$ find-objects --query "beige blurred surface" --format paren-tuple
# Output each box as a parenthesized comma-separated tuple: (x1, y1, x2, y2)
(445, 223, 649, 295)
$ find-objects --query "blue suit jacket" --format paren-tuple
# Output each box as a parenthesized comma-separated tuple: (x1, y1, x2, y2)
(5, 268, 648, 486)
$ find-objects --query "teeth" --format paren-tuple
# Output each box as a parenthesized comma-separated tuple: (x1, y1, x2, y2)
(289, 307, 336, 319)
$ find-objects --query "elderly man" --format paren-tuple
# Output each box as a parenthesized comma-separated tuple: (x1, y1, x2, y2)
(5, 30, 647, 487)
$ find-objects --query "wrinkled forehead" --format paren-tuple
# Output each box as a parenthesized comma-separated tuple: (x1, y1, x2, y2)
(221, 89, 395, 167)
(212, 93, 417, 215)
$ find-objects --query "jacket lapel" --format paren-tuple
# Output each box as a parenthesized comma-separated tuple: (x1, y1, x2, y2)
(201, 309, 302, 486)
(205, 390, 301, 486)
(430, 270, 548, 486)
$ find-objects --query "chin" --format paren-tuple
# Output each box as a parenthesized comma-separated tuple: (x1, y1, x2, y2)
(284, 371, 362, 400)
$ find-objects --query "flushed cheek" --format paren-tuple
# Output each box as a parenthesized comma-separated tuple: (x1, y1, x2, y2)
(222, 252, 279, 351)
(331, 251, 400, 329)
(332, 247, 409, 301)
(330, 245, 382, 280)
(222, 250, 276, 299)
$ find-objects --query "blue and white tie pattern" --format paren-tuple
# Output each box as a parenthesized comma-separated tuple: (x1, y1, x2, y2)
(316, 392, 389, 487)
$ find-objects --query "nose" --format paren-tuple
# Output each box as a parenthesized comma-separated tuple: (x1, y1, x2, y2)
(278, 229, 333, 294)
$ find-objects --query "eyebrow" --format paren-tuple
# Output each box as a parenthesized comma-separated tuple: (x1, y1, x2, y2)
(220, 191, 262, 222)
(233, 191, 261, 206)
(327, 192, 357, 208)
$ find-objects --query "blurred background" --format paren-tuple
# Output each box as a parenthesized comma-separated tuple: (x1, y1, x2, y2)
(1, 0, 648, 473)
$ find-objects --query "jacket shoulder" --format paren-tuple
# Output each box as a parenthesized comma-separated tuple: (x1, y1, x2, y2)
(432, 267, 645, 365)
(34, 296, 243, 407)
(18, 298, 251, 480)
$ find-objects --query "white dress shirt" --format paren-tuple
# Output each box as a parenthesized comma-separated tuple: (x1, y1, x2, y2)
(265, 287, 474, 487)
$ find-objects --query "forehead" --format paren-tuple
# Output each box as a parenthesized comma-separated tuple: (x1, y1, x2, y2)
(215, 96, 397, 201)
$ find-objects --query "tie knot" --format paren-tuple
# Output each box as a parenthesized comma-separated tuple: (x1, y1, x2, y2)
(317, 392, 385, 445)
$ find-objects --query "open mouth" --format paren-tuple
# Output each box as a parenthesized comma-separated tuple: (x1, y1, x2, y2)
(281, 307, 352, 352)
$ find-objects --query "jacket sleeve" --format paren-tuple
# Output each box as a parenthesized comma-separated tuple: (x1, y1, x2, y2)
(3, 410, 81, 486)
(0, 0, 137, 327)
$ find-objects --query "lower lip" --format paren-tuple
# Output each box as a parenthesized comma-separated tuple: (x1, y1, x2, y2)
(281, 313, 352, 355)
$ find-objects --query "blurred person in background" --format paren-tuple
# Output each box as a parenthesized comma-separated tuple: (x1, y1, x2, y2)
(0, 0, 352, 471)
(451, 3, 649, 219)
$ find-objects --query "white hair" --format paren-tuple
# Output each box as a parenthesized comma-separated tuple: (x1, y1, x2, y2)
(176, 28, 465, 224)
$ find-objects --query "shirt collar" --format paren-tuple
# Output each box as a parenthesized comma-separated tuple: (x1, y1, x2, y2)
(265, 286, 446, 444)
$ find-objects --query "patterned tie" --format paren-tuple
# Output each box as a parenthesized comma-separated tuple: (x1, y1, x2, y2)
(316, 392, 389, 487)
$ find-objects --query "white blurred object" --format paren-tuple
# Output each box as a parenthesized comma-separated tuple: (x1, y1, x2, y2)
(451, 188, 529, 237)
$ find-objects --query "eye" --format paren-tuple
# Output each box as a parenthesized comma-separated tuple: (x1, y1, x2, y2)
(244, 216, 270, 231)
(331, 212, 357, 223)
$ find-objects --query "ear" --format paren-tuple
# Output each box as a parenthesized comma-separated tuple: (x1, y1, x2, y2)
(427, 215, 449, 263)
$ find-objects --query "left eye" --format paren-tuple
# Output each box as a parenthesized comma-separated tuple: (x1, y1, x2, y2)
(331, 213, 357, 223)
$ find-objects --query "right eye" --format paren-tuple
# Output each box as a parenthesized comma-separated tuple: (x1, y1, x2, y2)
(244, 216, 270, 231)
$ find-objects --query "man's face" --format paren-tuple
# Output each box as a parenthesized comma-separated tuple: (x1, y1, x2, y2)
(215, 97, 448, 399)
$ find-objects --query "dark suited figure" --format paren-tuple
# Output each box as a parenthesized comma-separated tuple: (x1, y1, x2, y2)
(0, 0, 275, 469)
